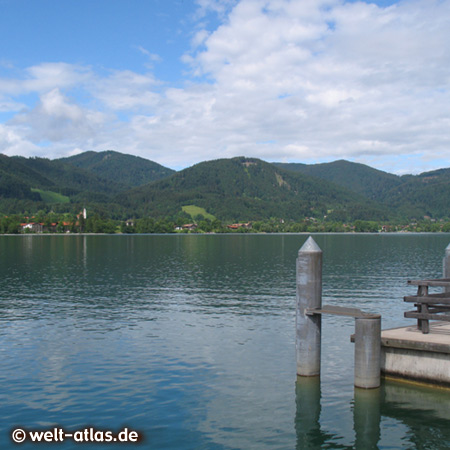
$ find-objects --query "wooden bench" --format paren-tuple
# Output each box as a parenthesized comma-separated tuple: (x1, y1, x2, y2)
(404, 278, 450, 334)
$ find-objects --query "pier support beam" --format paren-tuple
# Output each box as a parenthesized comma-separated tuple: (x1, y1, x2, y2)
(296, 237, 322, 377)
(354, 316, 381, 389)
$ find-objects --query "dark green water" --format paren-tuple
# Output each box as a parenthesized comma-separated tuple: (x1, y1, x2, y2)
(0, 234, 449, 449)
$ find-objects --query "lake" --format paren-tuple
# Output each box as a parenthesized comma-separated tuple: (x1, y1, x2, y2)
(0, 233, 449, 449)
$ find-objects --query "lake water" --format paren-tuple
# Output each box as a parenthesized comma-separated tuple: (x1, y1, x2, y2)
(0, 234, 449, 449)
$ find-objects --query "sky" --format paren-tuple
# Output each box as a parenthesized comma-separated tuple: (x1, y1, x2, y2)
(0, 0, 449, 174)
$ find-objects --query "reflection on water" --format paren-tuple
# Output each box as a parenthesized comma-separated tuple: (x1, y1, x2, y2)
(295, 377, 450, 450)
(0, 234, 450, 449)
(295, 377, 325, 449)
(381, 381, 450, 449)
(353, 388, 380, 450)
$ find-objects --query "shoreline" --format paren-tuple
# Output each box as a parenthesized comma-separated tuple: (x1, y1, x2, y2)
(2, 231, 450, 237)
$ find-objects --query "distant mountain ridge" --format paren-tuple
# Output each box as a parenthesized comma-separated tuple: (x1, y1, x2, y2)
(275, 160, 449, 218)
(0, 150, 449, 221)
(0, 150, 177, 214)
(273, 160, 402, 199)
(0, 154, 124, 210)
(116, 156, 389, 221)
(59, 150, 175, 187)
(378, 168, 450, 219)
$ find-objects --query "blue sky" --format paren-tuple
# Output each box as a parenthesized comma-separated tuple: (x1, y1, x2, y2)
(1, 1, 194, 78)
(0, 0, 449, 174)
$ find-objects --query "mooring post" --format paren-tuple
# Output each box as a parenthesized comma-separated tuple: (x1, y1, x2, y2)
(296, 236, 322, 377)
(444, 243, 450, 293)
(354, 316, 381, 389)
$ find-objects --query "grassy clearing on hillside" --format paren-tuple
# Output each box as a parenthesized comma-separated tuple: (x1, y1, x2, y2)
(182, 205, 216, 221)
(31, 188, 70, 204)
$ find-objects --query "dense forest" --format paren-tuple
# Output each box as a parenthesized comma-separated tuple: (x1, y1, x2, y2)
(117, 157, 389, 222)
(60, 150, 175, 187)
(0, 151, 449, 234)
(275, 160, 450, 219)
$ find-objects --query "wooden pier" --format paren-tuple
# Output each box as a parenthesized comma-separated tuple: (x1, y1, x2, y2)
(381, 270, 450, 387)
(296, 237, 381, 389)
(297, 239, 450, 389)
(403, 278, 450, 334)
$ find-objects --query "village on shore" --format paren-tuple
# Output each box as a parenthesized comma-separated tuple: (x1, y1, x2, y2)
(1, 209, 449, 235)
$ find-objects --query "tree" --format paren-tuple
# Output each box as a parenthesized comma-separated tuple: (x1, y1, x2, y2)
(198, 219, 212, 232)
(136, 218, 156, 233)
(354, 220, 379, 232)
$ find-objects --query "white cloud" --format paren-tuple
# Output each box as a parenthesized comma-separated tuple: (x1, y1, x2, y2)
(0, 97, 25, 113)
(0, 124, 40, 156)
(10, 88, 111, 153)
(91, 70, 161, 111)
(0, 63, 92, 97)
(136, 46, 161, 62)
(194, 0, 239, 18)
(1, 0, 450, 174)
(191, 29, 211, 49)
(177, 0, 450, 172)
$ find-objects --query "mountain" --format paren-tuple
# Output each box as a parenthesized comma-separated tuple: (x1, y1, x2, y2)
(116, 157, 388, 221)
(11, 156, 125, 191)
(1, 151, 448, 221)
(0, 154, 130, 213)
(275, 160, 449, 219)
(9, 155, 128, 205)
(0, 155, 44, 202)
(0, 150, 175, 215)
(59, 150, 175, 187)
(380, 168, 450, 218)
(273, 160, 401, 200)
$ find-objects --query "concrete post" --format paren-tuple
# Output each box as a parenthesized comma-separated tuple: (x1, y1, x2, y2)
(354, 316, 381, 389)
(296, 236, 322, 377)
(444, 243, 450, 293)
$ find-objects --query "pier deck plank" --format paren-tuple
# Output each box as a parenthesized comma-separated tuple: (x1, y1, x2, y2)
(306, 304, 380, 319)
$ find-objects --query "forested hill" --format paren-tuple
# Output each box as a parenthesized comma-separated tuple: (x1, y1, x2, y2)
(116, 157, 388, 222)
(275, 160, 450, 219)
(0, 150, 449, 222)
(273, 160, 402, 199)
(0, 154, 126, 212)
(10, 156, 126, 195)
(0, 154, 46, 202)
(0, 151, 176, 214)
(377, 168, 450, 219)
(59, 150, 175, 187)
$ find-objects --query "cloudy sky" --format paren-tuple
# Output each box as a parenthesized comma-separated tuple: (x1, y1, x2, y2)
(0, 0, 449, 174)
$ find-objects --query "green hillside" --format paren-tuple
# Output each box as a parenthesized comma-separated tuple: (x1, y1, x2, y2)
(0, 154, 127, 214)
(31, 188, 70, 204)
(0, 155, 47, 212)
(1, 151, 449, 222)
(380, 168, 450, 218)
(0, 172, 41, 202)
(274, 160, 401, 199)
(116, 157, 388, 221)
(0, 154, 55, 189)
(12, 156, 126, 195)
(182, 205, 216, 221)
(60, 150, 175, 187)
(274, 160, 450, 220)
